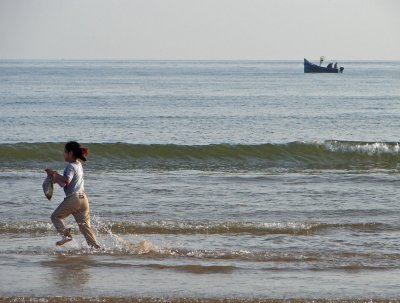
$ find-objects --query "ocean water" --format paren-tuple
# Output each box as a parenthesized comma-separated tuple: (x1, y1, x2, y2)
(1, 60, 400, 302)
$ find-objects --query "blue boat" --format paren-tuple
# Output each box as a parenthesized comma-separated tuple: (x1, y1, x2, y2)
(304, 58, 344, 73)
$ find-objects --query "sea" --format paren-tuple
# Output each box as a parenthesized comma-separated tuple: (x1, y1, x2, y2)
(1, 60, 400, 303)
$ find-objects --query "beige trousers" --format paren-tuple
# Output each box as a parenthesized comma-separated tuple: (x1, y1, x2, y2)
(51, 192, 99, 248)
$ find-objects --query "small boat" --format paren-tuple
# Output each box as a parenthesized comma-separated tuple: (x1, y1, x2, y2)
(304, 58, 344, 73)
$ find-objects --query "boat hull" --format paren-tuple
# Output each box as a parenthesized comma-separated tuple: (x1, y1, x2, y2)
(304, 58, 339, 73)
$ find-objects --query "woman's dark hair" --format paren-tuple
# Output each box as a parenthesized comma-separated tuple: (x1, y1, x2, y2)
(65, 141, 88, 161)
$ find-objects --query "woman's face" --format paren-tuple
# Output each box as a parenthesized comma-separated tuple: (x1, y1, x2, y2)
(63, 149, 74, 162)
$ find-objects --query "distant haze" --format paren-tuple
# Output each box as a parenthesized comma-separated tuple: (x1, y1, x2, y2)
(0, 0, 399, 60)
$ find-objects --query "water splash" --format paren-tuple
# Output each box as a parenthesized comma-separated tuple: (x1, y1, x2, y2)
(91, 215, 157, 255)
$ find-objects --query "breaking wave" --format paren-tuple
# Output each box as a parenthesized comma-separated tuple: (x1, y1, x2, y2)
(0, 220, 385, 236)
(1, 141, 399, 171)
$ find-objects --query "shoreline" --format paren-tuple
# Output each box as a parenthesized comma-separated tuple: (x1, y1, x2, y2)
(2, 298, 400, 303)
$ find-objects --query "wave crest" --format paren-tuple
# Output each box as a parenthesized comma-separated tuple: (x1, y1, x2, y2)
(1, 141, 399, 170)
(0, 221, 384, 236)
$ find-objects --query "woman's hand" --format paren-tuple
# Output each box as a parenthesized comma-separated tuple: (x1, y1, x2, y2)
(46, 169, 69, 187)
(45, 168, 55, 176)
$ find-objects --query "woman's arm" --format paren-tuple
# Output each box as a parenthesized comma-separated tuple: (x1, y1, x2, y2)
(45, 168, 70, 187)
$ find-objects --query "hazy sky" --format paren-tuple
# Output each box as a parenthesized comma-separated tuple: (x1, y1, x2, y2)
(1, 0, 399, 60)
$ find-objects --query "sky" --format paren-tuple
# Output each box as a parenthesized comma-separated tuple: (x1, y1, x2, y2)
(0, 0, 399, 60)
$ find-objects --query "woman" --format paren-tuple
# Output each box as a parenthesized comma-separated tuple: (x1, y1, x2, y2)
(45, 141, 100, 249)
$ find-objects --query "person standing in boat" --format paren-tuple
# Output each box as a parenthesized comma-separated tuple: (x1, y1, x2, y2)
(334, 62, 338, 69)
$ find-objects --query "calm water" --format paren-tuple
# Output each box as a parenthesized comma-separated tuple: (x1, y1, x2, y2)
(1, 60, 400, 301)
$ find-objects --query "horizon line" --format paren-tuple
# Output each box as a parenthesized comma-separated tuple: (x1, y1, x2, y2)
(1, 57, 399, 62)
